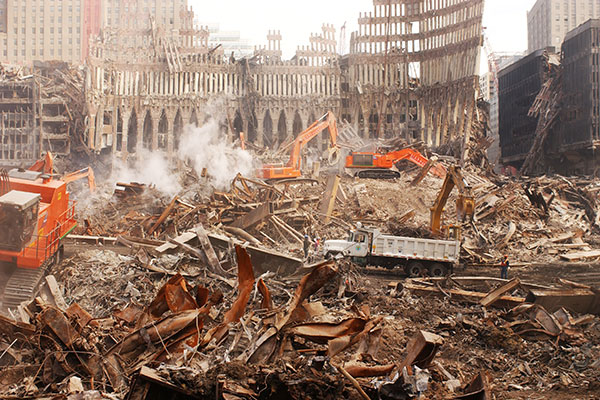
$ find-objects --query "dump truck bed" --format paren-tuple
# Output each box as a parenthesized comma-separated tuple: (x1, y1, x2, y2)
(371, 234, 460, 264)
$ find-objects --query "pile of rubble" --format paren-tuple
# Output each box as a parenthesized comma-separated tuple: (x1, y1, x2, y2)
(3, 123, 600, 398)
(1, 235, 598, 399)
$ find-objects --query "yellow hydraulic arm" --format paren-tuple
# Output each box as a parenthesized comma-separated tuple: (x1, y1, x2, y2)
(430, 165, 475, 236)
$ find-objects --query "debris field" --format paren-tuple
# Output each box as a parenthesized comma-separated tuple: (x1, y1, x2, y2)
(1, 151, 600, 400)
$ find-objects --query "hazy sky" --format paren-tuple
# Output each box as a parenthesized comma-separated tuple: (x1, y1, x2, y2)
(190, 0, 538, 60)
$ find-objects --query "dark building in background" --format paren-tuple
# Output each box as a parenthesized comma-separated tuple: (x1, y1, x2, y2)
(498, 48, 558, 169)
(552, 19, 600, 174)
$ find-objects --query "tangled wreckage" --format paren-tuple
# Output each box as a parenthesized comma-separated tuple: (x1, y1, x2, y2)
(1, 138, 600, 399)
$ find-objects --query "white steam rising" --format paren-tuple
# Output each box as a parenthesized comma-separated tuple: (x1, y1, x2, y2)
(111, 149, 182, 196)
(178, 119, 254, 190)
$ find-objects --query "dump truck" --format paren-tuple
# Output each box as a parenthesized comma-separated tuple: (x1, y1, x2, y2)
(323, 224, 460, 276)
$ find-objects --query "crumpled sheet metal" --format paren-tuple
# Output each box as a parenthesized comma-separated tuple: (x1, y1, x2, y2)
(201, 245, 256, 347)
(257, 278, 273, 310)
(276, 260, 338, 330)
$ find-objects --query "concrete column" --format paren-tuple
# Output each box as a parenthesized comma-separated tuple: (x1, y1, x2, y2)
(121, 111, 130, 157)
(136, 114, 144, 154)
(151, 110, 160, 150)
(166, 110, 176, 158)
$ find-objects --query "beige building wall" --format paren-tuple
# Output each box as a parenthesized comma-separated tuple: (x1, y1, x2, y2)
(102, 0, 189, 31)
(0, 0, 189, 66)
(528, 0, 600, 53)
(0, 0, 85, 65)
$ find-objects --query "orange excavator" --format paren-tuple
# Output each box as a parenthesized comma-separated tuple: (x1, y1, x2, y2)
(257, 112, 339, 180)
(29, 152, 96, 192)
(345, 148, 446, 179)
(430, 164, 475, 239)
(0, 153, 78, 312)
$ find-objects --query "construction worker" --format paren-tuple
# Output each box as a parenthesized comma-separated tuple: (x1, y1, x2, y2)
(303, 234, 311, 259)
(500, 255, 510, 279)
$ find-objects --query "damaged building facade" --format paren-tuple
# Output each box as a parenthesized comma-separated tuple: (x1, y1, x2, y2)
(0, 63, 85, 167)
(83, 0, 484, 161)
(499, 19, 600, 175)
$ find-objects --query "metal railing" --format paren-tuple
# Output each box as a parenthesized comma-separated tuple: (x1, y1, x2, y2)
(20, 201, 76, 265)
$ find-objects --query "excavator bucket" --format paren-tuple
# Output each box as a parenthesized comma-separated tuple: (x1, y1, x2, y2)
(327, 147, 340, 166)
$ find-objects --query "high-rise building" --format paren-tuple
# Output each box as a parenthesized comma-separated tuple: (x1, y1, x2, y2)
(0, 0, 102, 65)
(527, 0, 600, 53)
(0, 0, 189, 66)
(102, 0, 189, 31)
(202, 23, 254, 59)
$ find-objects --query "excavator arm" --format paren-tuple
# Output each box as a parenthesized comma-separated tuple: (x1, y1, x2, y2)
(430, 165, 475, 237)
(62, 167, 97, 192)
(28, 152, 54, 175)
(287, 111, 339, 170)
(258, 112, 339, 180)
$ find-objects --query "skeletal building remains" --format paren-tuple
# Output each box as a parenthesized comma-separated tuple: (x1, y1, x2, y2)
(84, 0, 484, 161)
(0, 62, 86, 167)
(499, 18, 600, 175)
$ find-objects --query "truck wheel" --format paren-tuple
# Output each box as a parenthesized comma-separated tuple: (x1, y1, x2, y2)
(428, 263, 447, 277)
(408, 261, 425, 277)
(325, 252, 334, 260)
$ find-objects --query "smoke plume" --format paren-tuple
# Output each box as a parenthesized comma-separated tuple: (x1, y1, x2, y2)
(110, 148, 182, 196)
(178, 118, 254, 190)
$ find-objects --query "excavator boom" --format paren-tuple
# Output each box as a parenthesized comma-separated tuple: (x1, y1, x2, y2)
(258, 112, 339, 180)
(62, 167, 96, 192)
(430, 165, 475, 238)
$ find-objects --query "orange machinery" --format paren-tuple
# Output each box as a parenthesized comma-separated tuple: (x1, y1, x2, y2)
(0, 155, 77, 310)
(257, 112, 339, 180)
(430, 164, 475, 239)
(345, 148, 446, 179)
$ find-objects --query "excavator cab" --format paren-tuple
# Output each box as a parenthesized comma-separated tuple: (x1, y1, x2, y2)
(0, 190, 40, 252)
(443, 225, 462, 241)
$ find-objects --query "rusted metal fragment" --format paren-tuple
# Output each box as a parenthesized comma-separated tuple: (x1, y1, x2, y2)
(148, 195, 179, 235)
(257, 278, 273, 310)
(0, 314, 36, 338)
(224, 246, 255, 324)
(148, 274, 198, 319)
(289, 318, 368, 344)
(114, 303, 145, 325)
(399, 330, 444, 372)
(201, 246, 255, 346)
(328, 317, 383, 357)
(66, 303, 97, 330)
(344, 363, 395, 378)
(107, 309, 202, 361)
(480, 278, 521, 308)
(196, 286, 209, 308)
(451, 372, 490, 400)
(38, 306, 80, 348)
(525, 288, 600, 315)
(276, 260, 338, 330)
(247, 327, 279, 365)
